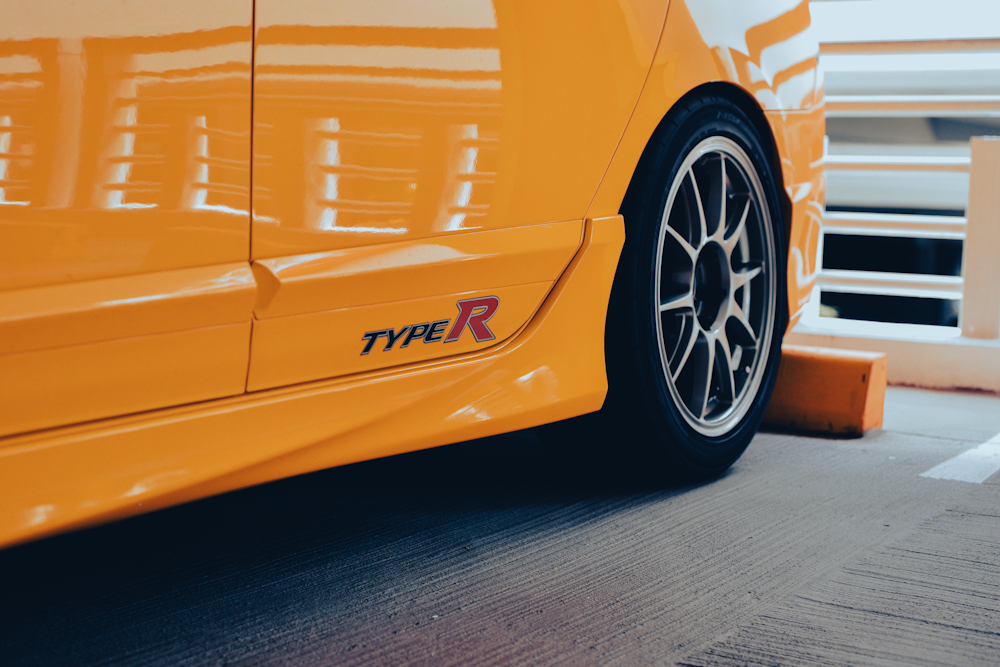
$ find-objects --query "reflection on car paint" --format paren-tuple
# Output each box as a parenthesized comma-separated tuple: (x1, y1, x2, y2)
(0, 1, 253, 291)
(250, 0, 669, 259)
(687, 0, 821, 111)
(251, 0, 503, 249)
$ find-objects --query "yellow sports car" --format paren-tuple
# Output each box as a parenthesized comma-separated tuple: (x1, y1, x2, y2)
(0, 0, 824, 548)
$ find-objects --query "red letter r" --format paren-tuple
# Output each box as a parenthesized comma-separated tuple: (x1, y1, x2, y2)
(444, 296, 500, 343)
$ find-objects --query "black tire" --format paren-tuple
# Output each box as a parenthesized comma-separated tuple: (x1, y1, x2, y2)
(598, 93, 787, 480)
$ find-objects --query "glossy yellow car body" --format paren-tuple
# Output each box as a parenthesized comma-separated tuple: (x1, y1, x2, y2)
(0, 0, 823, 548)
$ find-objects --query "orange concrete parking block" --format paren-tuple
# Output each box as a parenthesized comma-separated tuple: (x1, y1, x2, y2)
(764, 345, 888, 437)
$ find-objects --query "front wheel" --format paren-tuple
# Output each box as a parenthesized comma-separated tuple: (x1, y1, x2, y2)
(604, 94, 786, 479)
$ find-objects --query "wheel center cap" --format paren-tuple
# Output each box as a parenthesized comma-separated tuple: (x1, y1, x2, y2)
(693, 242, 730, 330)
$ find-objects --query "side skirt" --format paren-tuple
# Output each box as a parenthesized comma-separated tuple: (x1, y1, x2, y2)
(0, 216, 625, 549)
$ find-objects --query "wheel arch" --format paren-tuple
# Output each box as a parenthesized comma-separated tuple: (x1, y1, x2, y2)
(615, 81, 793, 331)
(622, 82, 791, 260)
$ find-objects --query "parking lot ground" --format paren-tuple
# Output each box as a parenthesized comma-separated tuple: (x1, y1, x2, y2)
(1, 386, 999, 666)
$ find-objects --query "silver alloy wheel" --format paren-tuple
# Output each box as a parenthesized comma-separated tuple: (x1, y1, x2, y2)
(654, 136, 777, 437)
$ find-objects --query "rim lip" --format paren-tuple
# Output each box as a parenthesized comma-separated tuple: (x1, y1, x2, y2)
(653, 136, 777, 438)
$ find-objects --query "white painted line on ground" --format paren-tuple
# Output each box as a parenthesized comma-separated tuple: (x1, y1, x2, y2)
(920, 432, 1000, 484)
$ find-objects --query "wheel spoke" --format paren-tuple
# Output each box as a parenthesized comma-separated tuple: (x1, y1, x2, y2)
(660, 290, 695, 313)
(716, 329, 737, 407)
(671, 317, 699, 381)
(723, 199, 751, 257)
(688, 168, 707, 247)
(711, 156, 727, 243)
(664, 223, 698, 263)
(732, 262, 763, 290)
(729, 300, 757, 345)
(690, 332, 715, 419)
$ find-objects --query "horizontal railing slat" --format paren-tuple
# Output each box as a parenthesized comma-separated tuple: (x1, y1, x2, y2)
(825, 155, 971, 172)
(821, 38, 1000, 55)
(826, 95, 1000, 118)
(818, 269, 963, 300)
(823, 212, 967, 240)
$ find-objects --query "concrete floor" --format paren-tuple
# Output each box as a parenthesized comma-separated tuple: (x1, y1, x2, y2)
(1, 387, 998, 666)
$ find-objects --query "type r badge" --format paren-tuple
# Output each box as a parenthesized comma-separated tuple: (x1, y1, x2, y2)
(361, 296, 500, 355)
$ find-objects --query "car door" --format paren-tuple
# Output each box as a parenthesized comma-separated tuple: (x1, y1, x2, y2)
(0, 0, 255, 436)
(247, 0, 670, 390)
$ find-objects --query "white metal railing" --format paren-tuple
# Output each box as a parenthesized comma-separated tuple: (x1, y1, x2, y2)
(791, 135, 1000, 392)
(789, 32, 1000, 392)
(802, 150, 975, 335)
(803, 139, 997, 338)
